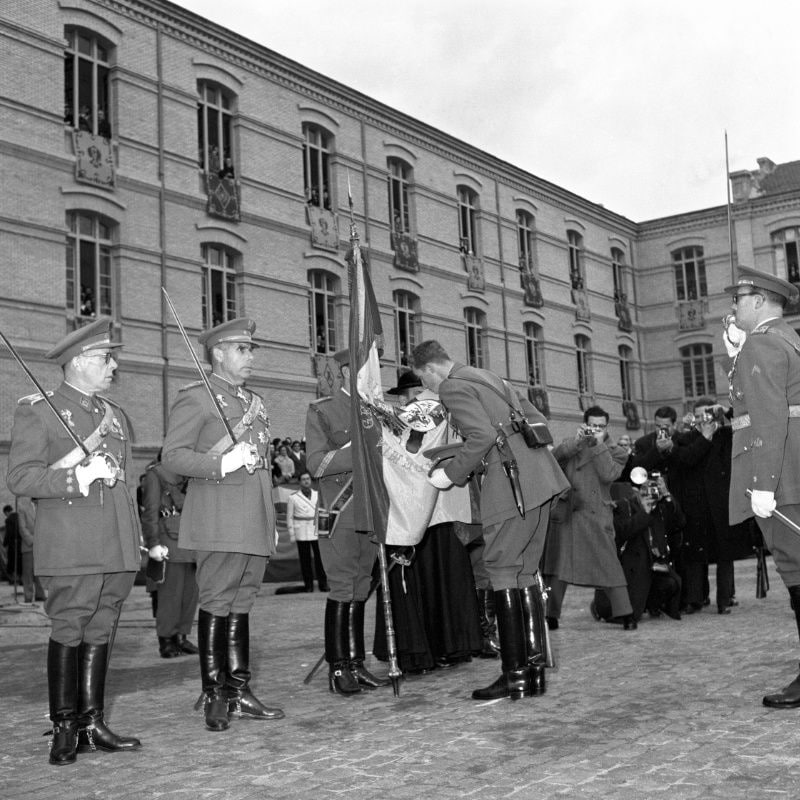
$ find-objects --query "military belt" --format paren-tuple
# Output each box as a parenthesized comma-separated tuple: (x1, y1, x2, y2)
(732, 405, 800, 431)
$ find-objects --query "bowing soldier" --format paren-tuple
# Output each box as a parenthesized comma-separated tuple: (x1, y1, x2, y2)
(725, 268, 800, 708)
(161, 318, 284, 731)
(6, 317, 142, 765)
(305, 348, 389, 695)
(410, 340, 569, 701)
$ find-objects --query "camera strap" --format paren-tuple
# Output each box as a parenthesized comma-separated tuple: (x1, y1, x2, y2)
(447, 374, 526, 420)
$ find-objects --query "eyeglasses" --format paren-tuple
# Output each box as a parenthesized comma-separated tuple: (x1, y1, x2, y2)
(82, 353, 114, 364)
(732, 292, 762, 304)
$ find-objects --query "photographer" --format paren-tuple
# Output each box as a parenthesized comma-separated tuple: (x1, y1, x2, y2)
(542, 406, 635, 629)
(592, 474, 685, 623)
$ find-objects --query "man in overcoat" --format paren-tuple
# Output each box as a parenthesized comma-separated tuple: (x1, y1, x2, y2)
(162, 318, 284, 730)
(725, 267, 800, 708)
(542, 406, 634, 628)
(304, 349, 389, 695)
(410, 340, 569, 701)
(6, 317, 142, 765)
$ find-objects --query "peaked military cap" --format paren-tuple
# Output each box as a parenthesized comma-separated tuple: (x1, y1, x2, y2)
(45, 316, 122, 365)
(724, 267, 799, 304)
(199, 317, 258, 350)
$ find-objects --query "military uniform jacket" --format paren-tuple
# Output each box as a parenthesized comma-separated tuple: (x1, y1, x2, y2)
(729, 318, 800, 525)
(161, 375, 276, 557)
(304, 389, 354, 529)
(437, 364, 570, 528)
(6, 382, 141, 576)
(140, 463, 195, 563)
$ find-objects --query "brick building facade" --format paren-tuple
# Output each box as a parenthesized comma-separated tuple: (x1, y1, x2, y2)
(2, 0, 799, 505)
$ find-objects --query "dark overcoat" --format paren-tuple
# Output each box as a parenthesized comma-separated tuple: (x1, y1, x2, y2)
(161, 375, 275, 557)
(6, 382, 141, 576)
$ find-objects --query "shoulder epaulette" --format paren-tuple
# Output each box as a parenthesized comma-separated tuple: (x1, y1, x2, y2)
(17, 391, 52, 406)
(178, 380, 206, 393)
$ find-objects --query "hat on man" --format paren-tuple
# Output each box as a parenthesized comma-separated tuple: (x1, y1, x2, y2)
(386, 370, 422, 395)
(46, 316, 122, 365)
(198, 318, 258, 351)
(332, 348, 350, 366)
(724, 267, 799, 304)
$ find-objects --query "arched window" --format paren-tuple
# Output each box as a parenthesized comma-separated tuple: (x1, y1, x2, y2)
(393, 290, 419, 367)
(464, 307, 486, 368)
(673, 246, 707, 301)
(524, 322, 544, 386)
(309, 270, 339, 354)
(457, 186, 479, 254)
(388, 158, 412, 238)
(575, 334, 592, 395)
(197, 81, 236, 175)
(303, 124, 332, 209)
(517, 210, 535, 286)
(201, 244, 238, 328)
(567, 230, 584, 289)
(772, 227, 800, 284)
(619, 345, 633, 402)
(66, 211, 114, 320)
(64, 28, 112, 136)
(680, 343, 715, 399)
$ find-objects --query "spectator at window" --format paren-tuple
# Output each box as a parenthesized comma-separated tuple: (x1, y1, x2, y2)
(96, 109, 111, 139)
(64, 103, 74, 127)
(218, 155, 235, 180)
(78, 105, 92, 132)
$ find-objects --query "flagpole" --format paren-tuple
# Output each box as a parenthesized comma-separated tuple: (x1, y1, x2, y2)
(347, 172, 402, 696)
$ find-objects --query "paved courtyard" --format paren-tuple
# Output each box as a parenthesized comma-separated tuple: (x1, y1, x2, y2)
(1, 556, 799, 799)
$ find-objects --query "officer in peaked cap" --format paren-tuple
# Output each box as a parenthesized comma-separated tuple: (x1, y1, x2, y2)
(6, 316, 142, 765)
(304, 348, 390, 695)
(725, 266, 800, 708)
(161, 316, 284, 732)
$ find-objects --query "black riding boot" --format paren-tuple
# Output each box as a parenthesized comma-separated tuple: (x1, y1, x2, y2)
(476, 588, 500, 659)
(77, 643, 141, 752)
(47, 639, 79, 766)
(198, 609, 230, 730)
(349, 600, 390, 689)
(324, 600, 361, 695)
(763, 585, 800, 708)
(520, 585, 548, 696)
(226, 613, 284, 720)
(472, 589, 534, 701)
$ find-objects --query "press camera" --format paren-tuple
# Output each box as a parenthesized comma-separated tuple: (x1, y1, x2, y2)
(630, 467, 668, 500)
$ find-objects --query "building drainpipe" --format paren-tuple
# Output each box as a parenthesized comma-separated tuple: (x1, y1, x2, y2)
(157, 23, 169, 435)
(628, 235, 648, 429)
(495, 182, 511, 378)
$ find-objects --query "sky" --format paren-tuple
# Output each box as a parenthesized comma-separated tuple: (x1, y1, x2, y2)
(177, 0, 799, 221)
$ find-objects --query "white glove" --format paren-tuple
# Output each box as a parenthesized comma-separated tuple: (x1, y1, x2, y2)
(750, 490, 776, 518)
(148, 545, 169, 561)
(428, 468, 453, 490)
(221, 442, 255, 476)
(75, 455, 115, 496)
(723, 315, 747, 358)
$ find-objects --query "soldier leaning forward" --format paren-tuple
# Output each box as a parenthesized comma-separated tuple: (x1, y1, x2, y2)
(6, 317, 142, 765)
(161, 317, 284, 731)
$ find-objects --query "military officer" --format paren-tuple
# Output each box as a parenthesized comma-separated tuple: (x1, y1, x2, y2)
(6, 317, 142, 765)
(305, 349, 389, 695)
(410, 340, 569, 701)
(726, 267, 800, 708)
(161, 318, 284, 731)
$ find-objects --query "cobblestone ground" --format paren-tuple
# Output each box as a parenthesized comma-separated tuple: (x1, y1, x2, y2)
(1, 557, 799, 799)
